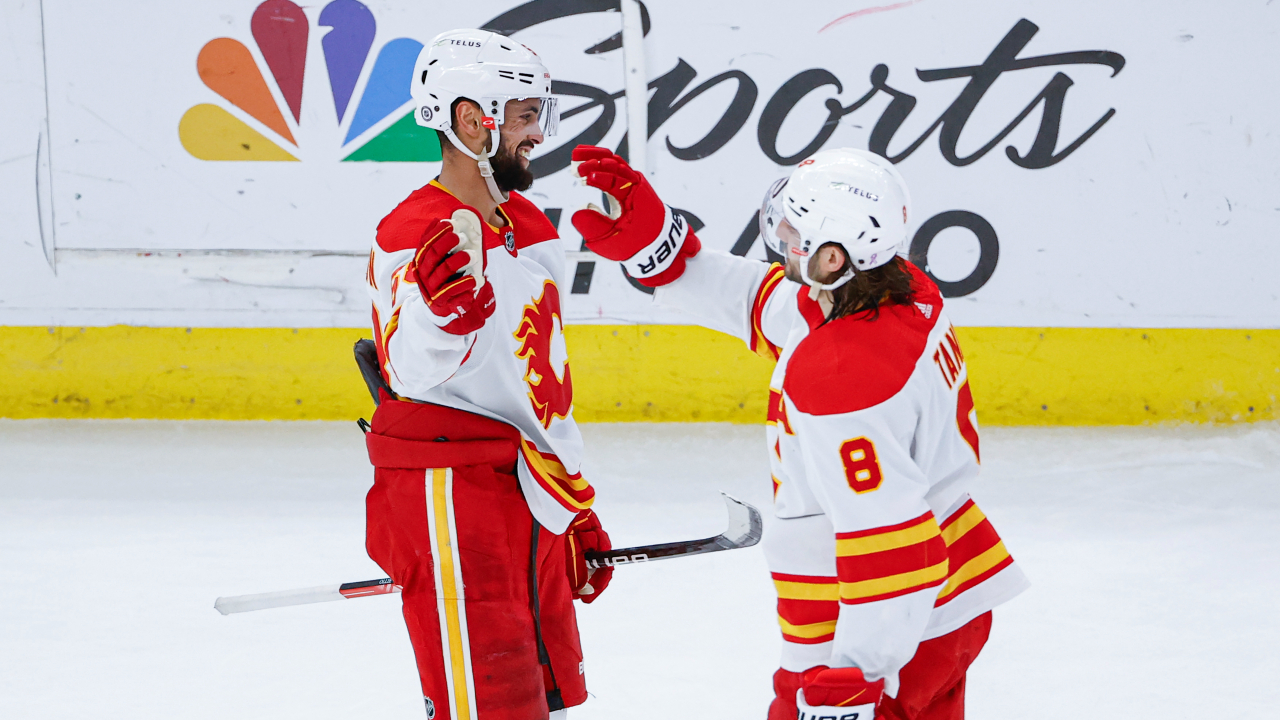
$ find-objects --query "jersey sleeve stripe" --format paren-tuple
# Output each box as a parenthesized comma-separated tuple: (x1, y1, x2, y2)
(778, 616, 838, 643)
(939, 499, 985, 542)
(936, 543, 1014, 605)
(835, 511, 939, 555)
(772, 572, 839, 644)
(935, 499, 1015, 606)
(838, 561, 949, 605)
(748, 263, 786, 361)
(519, 437, 595, 512)
(835, 512, 949, 605)
(774, 578, 840, 602)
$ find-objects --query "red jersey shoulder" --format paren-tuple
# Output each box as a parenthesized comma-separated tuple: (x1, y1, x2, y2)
(375, 183, 464, 253)
(503, 191, 559, 250)
(783, 261, 944, 415)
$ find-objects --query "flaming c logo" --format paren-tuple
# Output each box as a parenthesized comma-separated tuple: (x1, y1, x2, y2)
(514, 281, 573, 429)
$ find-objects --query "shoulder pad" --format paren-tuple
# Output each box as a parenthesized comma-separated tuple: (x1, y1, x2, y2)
(784, 263, 944, 415)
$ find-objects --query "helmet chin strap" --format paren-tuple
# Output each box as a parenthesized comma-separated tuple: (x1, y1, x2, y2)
(443, 125, 509, 206)
(799, 252, 855, 292)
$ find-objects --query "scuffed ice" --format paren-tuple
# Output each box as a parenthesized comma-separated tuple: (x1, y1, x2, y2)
(1, 420, 1277, 718)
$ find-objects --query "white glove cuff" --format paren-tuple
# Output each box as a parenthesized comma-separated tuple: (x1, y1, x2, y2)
(797, 690, 877, 720)
(621, 203, 689, 281)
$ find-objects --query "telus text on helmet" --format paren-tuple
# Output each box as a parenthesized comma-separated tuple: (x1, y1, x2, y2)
(831, 184, 880, 203)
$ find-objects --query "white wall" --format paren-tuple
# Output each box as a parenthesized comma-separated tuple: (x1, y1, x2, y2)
(2, 0, 1277, 328)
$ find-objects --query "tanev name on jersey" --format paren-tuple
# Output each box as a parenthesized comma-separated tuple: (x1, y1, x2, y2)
(179, 0, 442, 163)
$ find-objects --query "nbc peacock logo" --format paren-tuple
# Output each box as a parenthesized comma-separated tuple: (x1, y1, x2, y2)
(179, 0, 440, 163)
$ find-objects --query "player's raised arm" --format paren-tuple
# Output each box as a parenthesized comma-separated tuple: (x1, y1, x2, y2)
(569, 146, 801, 356)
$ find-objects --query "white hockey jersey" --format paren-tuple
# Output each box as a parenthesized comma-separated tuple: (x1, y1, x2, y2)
(656, 250, 1028, 692)
(366, 180, 591, 534)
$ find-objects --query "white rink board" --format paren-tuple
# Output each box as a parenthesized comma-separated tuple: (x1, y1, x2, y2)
(0, 1, 1278, 328)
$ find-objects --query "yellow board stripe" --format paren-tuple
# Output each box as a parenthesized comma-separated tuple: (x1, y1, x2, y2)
(431, 468, 472, 720)
(941, 504, 987, 546)
(937, 541, 1011, 600)
(839, 560, 949, 602)
(773, 579, 840, 602)
(3, 325, 1279, 424)
(836, 519, 939, 557)
(777, 616, 838, 639)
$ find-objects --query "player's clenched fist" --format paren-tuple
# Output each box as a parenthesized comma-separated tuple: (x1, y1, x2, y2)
(571, 145, 701, 287)
(565, 509, 613, 603)
(411, 213, 495, 335)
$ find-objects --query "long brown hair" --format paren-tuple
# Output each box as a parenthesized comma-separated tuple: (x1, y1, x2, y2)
(827, 254, 917, 321)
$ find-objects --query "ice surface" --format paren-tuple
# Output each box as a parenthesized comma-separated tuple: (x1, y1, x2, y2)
(1, 420, 1278, 719)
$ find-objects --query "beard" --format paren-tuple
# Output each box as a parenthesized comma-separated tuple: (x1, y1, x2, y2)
(783, 254, 806, 284)
(491, 141, 534, 193)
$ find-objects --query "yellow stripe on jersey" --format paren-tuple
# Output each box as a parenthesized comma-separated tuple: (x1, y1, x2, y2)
(836, 518, 941, 557)
(941, 503, 987, 546)
(936, 541, 1012, 601)
(778, 616, 839, 640)
(773, 579, 840, 602)
(839, 561, 949, 603)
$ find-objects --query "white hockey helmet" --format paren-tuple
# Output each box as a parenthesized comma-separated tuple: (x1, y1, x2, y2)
(411, 29, 560, 203)
(758, 176, 789, 257)
(782, 148, 912, 290)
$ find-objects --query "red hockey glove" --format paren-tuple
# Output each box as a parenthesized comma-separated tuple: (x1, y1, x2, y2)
(570, 145, 701, 287)
(411, 217, 495, 336)
(798, 666, 884, 720)
(768, 666, 885, 720)
(565, 509, 613, 604)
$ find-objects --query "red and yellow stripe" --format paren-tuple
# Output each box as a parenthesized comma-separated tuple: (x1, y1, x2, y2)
(749, 264, 786, 361)
(773, 572, 839, 644)
(935, 499, 1013, 606)
(519, 437, 595, 512)
(836, 512, 949, 605)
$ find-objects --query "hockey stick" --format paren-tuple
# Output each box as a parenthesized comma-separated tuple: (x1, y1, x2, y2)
(214, 493, 762, 615)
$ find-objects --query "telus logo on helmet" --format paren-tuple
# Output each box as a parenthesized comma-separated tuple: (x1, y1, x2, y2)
(180, 0, 441, 163)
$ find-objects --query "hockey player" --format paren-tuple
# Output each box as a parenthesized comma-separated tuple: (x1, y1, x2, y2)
(569, 146, 1028, 719)
(363, 30, 612, 720)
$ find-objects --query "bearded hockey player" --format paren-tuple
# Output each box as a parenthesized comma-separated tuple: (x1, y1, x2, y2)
(363, 30, 612, 720)
(569, 146, 1027, 720)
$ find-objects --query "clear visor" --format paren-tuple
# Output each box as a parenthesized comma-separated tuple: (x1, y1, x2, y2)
(758, 177, 789, 256)
(489, 96, 559, 136)
(540, 96, 559, 136)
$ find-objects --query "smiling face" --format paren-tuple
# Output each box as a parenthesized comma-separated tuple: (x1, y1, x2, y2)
(490, 98, 544, 193)
(501, 98, 544, 167)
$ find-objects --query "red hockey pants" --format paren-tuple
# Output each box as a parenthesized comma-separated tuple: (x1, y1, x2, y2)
(364, 398, 586, 720)
(769, 612, 992, 720)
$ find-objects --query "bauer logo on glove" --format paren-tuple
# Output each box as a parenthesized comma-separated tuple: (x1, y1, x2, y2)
(570, 145, 701, 288)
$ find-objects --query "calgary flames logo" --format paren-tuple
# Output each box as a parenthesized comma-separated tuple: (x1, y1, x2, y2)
(514, 281, 573, 429)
